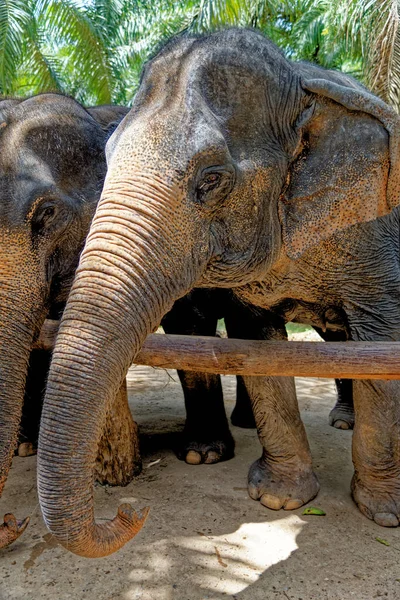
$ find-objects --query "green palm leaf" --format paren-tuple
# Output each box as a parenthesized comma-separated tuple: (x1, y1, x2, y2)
(44, 0, 113, 103)
(0, 0, 34, 93)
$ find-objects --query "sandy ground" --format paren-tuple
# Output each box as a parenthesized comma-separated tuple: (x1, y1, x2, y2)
(1, 334, 400, 600)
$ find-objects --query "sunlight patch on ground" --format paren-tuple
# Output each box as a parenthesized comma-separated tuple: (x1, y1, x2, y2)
(124, 515, 305, 599)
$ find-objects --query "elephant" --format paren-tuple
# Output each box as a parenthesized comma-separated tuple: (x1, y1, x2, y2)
(0, 93, 143, 550)
(316, 331, 354, 429)
(0, 92, 275, 549)
(17, 101, 132, 459)
(36, 27, 400, 558)
(86, 104, 131, 129)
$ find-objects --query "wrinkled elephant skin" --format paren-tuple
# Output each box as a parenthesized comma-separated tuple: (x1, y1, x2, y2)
(0, 95, 132, 548)
(39, 28, 400, 557)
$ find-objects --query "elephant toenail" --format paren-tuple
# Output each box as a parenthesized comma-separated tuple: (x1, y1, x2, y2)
(260, 494, 283, 510)
(204, 451, 219, 464)
(284, 499, 303, 510)
(185, 450, 202, 465)
(334, 420, 350, 430)
(374, 512, 399, 527)
(18, 442, 36, 457)
(358, 503, 373, 520)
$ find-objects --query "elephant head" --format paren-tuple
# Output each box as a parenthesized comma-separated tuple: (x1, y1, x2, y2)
(38, 29, 400, 557)
(86, 105, 130, 129)
(0, 93, 122, 548)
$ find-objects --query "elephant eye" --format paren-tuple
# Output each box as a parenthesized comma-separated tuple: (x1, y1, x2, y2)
(42, 206, 55, 219)
(30, 200, 59, 234)
(195, 166, 235, 205)
(197, 173, 222, 200)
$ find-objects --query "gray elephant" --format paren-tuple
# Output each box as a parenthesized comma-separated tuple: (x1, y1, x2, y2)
(0, 94, 142, 549)
(37, 28, 400, 558)
(0, 92, 275, 549)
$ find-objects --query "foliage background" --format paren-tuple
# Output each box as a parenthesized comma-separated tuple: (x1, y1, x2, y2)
(0, 0, 399, 109)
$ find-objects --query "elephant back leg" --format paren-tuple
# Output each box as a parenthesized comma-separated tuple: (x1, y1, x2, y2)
(18, 349, 52, 457)
(162, 289, 234, 465)
(230, 376, 256, 429)
(314, 327, 355, 429)
(330, 379, 354, 429)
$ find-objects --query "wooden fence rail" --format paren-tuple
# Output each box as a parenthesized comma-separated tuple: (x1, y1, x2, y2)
(33, 319, 400, 380)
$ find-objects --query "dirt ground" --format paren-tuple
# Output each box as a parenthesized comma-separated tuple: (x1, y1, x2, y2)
(1, 333, 400, 599)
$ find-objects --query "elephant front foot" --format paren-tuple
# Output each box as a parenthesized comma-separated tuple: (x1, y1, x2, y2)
(179, 430, 235, 465)
(0, 514, 30, 549)
(351, 473, 400, 527)
(248, 457, 319, 511)
(328, 405, 355, 430)
(95, 416, 142, 486)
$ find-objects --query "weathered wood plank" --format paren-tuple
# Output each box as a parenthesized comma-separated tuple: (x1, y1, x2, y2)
(34, 319, 400, 380)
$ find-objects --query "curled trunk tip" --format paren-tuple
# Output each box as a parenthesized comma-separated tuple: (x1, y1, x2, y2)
(0, 513, 30, 549)
(61, 504, 150, 558)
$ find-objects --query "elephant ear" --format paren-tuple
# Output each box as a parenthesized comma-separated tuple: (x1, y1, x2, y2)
(279, 78, 400, 259)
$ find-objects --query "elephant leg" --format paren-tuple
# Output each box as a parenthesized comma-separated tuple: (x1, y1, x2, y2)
(315, 327, 355, 430)
(230, 376, 256, 429)
(162, 290, 234, 465)
(95, 379, 142, 486)
(18, 349, 51, 457)
(245, 375, 319, 510)
(175, 369, 234, 464)
(19, 352, 142, 482)
(329, 379, 354, 430)
(352, 379, 400, 527)
(225, 303, 280, 431)
(225, 303, 318, 509)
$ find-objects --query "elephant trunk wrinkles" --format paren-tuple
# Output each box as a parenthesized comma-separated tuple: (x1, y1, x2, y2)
(38, 179, 198, 558)
(0, 238, 43, 498)
(0, 311, 36, 494)
(0, 291, 43, 549)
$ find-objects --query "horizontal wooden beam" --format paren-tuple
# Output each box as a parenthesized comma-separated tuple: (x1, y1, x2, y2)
(33, 319, 400, 380)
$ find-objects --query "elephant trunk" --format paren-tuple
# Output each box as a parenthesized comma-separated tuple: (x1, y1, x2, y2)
(0, 277, 43, 548)
(0, 320, 33, 495)
(38, 177, 200, 557)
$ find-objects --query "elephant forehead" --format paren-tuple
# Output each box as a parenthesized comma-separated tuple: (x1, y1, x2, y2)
(0, 154, 54, 219)
(132, 29, 291, 132)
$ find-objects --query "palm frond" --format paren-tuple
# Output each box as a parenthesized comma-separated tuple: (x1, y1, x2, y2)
(365, 0, 400, 110)
(0, 0, 35, 93)
(44, 0, 114, 103)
